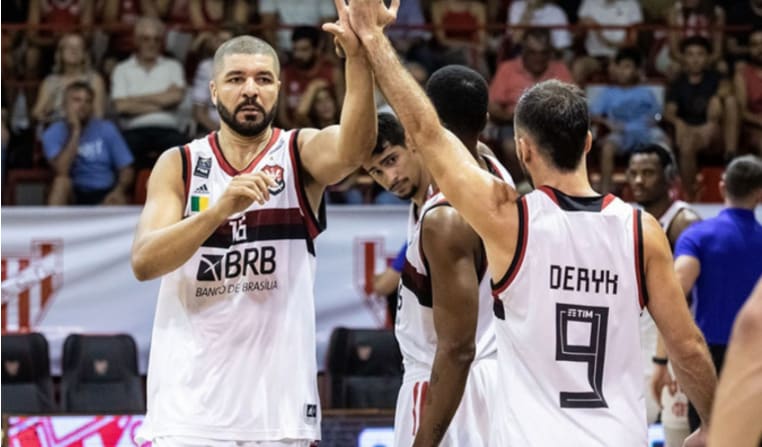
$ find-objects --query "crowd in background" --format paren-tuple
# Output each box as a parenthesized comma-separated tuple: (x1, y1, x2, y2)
(1, 0, 761, 205)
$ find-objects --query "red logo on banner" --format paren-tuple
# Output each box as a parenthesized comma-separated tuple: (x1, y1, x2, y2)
(7, 415, 149, 446)
(1, 240, 63, 333)
(354, 238, 399, 327)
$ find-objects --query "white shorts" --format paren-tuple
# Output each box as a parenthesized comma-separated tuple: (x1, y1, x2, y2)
(393, 357, 496, 447)
(152, 437, 316, 447)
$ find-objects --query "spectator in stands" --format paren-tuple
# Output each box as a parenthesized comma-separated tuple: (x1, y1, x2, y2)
(293, 79, 340, 129)
(734, 30, 762, 156)
(506, 0, 572, 60)
(191, 27, 237, 135)
(488, 28, 573, 183)
(664, 36, 739, 199)
(572, 0, 642, 85)
(655, 0, 726, 78)
(111, 16, 187, 169)
(726, 0, 762, 69)
(42, 81, 134, 205)
(259, 0, 336, 55)
(277, 26, 341, 130)
(98, 0, 160, 79)
(25, 0, 94, 87)
(183, 1, 249, 79)
(430, 0, 489, 75)
(591, 47, 667, 193)
(32, 33, 106, 128)
(673, 154, 762, 432)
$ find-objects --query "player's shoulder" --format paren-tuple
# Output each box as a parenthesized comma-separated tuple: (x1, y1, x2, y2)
(421, 205, 480, 249)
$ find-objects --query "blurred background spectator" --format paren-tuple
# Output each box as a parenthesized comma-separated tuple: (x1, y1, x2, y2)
(277, 26, 342, 130)
(591, 47, 666, 193)
(735, 29, 762, 156)
(573, 0, 643, 85)
(259, 0, 335, 57)
(42, 81, 133, 205)
(32, 32, 106, 128)
(111, 16, 186, 170)
(487, 28, 572, 185)
(430, 0, 489, 76)
(505, 0, 572, 61)
(664, 36, 739, 199)
(725, 0, 762, 70)
(97, 0, 161, 80)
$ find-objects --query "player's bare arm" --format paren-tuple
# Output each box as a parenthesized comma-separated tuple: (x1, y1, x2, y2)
(131, 149, 275, 281)
(347, 0, 519, 279)
(643, 213, 717, 427)
(708, 278, 762, 447)
(667, 208, 702, 249)
(414, 206, 482, 447)
(294, 0, 379, 215)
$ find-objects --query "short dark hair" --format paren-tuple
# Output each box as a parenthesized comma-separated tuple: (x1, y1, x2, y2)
(65, 80, 94, 99)
(425, 65, 488, 137)
(615, 47, 643, 68)
(680, 35, 712, 54)
(724, 155, 762, 200)
(523, 27, 551, 46)
(629, 143, 678, 180)
(514, 80, 589, 171)
(291, 26, 320, 47)
(373, 113, 406, 156)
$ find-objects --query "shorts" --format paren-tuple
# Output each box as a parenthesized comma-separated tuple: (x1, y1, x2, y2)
(152, 437, 317, 447)
(393, 357, 496, 447)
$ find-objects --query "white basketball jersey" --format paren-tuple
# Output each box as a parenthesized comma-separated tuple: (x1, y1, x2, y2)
(639, 200, 690, 375)
(491, 186, 648, 446)
(139, 129, 323, 442)
(395, 154, 513, 381)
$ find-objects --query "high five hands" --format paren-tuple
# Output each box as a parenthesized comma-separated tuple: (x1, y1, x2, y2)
(323, 0, 400, 58)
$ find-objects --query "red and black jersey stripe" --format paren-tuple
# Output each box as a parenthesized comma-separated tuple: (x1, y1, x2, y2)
(401, 260, 433, 308)
(201, 208, 317, 255)
(491, 196, 529, 320)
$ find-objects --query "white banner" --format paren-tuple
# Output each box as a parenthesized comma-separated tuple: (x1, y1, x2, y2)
(2, 204, 755, 374)
(1, 206, 408, 374)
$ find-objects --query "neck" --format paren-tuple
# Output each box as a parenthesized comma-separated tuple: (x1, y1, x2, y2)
(644, 194, 673, 219)
(725, 197, 757, 210)
(687, 71, 704, 82)
(534, 163, 598, 196)
(412, 170, 434, 207)
(136, 54, 158, 68)
(62, 65, 82, 75)
(217, 125, 273, 170)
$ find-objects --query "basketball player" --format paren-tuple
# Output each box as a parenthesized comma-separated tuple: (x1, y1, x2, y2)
(363, 67, 513, 447)
(626, 143, 701, 446)
(130, 1, 393, 444)
(344, 3, 717, 445)
(707, 278, 762, 447)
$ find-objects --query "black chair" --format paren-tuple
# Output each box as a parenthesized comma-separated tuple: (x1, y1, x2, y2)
(1, 332, 57, 413)
(326, 327, 403, 409)
(60, 334, 145, 413)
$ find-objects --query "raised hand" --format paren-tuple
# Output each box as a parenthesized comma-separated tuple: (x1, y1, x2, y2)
(346, 0, 400, 40)
(214, 172, 277, 217)
(322, 0, 362, 58)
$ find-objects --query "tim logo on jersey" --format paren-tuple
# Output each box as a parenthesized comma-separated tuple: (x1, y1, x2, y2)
(261, 164, 285, 195)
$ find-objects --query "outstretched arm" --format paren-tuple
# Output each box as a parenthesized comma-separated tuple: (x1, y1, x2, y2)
(707, 278, 762, 447)
(131, 150, 275, 281)
(643, 214, 716, 427)
(414, 207, 481, 446)
(348, 0, 519, 275)
(296, 0, 377, 191)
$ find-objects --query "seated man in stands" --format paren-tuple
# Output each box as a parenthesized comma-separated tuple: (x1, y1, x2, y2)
(111, 16, 187, 169)
(665, 36, 739, 200)
(42, 81, 134, 205)
(591, 47, 666, 193)
(734, 29, 762, 156)
(488, 27, 573, 185)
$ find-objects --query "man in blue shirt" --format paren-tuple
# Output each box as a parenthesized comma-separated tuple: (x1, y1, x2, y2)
(590, 47, 666, 193)
(42, 81, 134, 205)
(674, 154, 762, 431)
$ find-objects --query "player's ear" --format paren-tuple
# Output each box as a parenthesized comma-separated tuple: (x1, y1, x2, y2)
(210, 80, 218, 106)
(583, 130, 593, 155)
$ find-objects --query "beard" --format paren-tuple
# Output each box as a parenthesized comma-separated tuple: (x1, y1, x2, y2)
(217, 98, 277, 137)
(397, 184, 418, 200)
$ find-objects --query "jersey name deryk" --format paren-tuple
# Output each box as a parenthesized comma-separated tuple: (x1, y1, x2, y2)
(549, 264, 619, 295)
